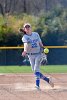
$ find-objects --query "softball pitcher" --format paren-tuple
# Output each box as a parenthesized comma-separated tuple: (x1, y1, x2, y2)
(21, 23, 54, 89)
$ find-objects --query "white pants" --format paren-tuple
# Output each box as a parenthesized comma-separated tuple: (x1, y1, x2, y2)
(28, 54, 41, 72)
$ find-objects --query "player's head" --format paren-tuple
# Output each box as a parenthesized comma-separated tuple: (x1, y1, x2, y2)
(23, 23, 31, 28)
(23, 23, 32, 34)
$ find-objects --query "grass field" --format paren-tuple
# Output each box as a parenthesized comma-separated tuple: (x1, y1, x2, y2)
(0, 65, 67, 73)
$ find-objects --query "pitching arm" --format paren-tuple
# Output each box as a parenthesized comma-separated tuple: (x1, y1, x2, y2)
(22, 43, 28, 57)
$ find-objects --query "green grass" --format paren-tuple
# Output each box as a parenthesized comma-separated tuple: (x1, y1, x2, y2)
(41, 65, 67, 73)
(0, 65, 67, 73)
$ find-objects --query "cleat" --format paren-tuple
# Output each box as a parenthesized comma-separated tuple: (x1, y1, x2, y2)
(35, 86, 40, 90)
(49, 77, 54, 88)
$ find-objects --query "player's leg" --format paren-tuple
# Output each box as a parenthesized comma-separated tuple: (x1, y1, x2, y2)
(35, 71, 40, 89)
(35, 71, 54, 87)
(34, 54, 41, 88)
(28, 55, 35, 71)
(35, 72, 48, 83)
(39, 72, 49, 82)
(28, 55, 40, 89)
(34, 54, 54, 87)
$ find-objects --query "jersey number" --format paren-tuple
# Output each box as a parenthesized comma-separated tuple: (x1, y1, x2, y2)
(32, 42, 37, 48)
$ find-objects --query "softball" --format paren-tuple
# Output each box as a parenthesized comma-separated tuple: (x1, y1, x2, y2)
(44, 48, 49, 54)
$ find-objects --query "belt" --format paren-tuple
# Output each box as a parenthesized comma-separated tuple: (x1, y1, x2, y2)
(27, 53, 40, 55)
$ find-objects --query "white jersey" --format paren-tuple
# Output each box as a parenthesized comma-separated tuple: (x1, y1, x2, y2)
(22, 32, 42, 53)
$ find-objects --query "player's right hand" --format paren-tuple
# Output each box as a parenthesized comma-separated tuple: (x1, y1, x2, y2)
(22, 51, 27, 57)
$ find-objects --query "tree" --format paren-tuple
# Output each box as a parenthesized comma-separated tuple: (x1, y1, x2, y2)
(0, 3, 4, 16)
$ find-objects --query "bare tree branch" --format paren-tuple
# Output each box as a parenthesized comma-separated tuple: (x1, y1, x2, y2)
(0, 3, 4, 16)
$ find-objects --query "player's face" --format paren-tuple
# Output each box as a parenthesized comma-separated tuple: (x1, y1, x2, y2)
(24, 25, 32, 34)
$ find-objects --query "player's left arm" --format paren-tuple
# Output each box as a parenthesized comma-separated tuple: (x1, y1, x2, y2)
(39, 41, 44, 53)
(37, 33, 44, 48)
(39, 41, 44, 48)
(38, 33, 44, 52)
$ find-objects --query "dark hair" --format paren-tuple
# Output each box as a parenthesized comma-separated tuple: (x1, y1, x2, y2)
(20, 28, 26, 34)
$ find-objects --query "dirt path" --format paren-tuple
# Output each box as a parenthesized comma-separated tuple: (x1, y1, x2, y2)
(0, 73, 67, 100)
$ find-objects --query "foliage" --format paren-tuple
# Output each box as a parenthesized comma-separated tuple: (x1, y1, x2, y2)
(0, 14, 38, 46)
(0, 7, 67, 46)
(36, 7, 67, 46)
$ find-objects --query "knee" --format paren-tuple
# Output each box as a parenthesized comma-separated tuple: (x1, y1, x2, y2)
(34, 71, 40, 78)
(34, 67, 40, 73)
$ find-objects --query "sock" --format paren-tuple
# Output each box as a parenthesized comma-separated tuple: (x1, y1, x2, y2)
(35, 72, 49, 83)
(39, 72, 49, 83)
(35, 72, 40, 87)
(36, 78, 40, 87)
(35, 72, 49, 86)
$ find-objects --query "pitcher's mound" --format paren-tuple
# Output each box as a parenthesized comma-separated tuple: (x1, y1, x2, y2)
(14, 83, 67, 91)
